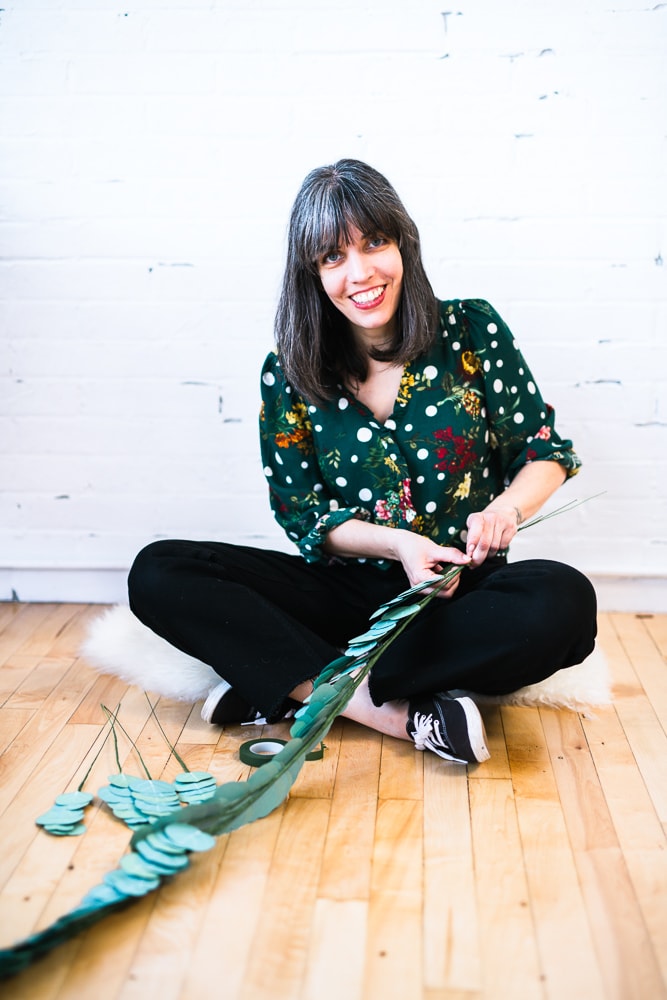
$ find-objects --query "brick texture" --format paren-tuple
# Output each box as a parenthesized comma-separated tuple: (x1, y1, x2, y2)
(1, 1, 665, 607)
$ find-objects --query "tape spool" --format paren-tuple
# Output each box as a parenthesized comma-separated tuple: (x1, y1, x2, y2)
(239, 738, 325, 767)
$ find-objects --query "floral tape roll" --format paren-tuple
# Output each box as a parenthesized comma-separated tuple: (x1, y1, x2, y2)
(239, 738, 325, 767)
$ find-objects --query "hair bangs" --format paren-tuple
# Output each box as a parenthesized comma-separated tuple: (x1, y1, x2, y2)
(299, 179, 401, 270)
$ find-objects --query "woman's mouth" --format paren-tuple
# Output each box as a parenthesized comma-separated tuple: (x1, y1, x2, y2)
(350, 285, 387, 309)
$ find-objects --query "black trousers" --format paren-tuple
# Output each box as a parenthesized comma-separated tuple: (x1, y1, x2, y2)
(127, 540, 597, 723)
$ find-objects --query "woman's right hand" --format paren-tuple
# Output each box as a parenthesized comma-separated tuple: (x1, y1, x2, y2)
(392, 530, 471, 598)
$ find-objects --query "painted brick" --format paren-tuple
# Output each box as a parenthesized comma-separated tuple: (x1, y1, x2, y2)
(1, 0, 665, 607)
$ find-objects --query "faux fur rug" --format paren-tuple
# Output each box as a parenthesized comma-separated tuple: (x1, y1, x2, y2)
(81, 604, 612, 715)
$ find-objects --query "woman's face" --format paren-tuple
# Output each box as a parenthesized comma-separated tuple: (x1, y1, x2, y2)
(317, 226, 403, 346)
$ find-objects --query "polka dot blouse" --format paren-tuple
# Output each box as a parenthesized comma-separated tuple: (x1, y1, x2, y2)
(259, 298, 581, 568)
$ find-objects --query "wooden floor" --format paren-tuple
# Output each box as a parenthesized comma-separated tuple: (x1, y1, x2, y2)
(0, 604, 665, 1000)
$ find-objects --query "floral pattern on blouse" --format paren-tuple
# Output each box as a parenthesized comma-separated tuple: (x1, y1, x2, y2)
(259, 298, 581, 567)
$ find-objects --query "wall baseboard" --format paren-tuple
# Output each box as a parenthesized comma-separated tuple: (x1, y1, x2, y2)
(1, 568, 665, 614)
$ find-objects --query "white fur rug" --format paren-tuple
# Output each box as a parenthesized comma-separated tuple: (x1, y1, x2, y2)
(81, 604, 611, 715)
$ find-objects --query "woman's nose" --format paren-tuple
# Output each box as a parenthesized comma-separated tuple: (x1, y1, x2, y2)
(346, 249, 373, 283)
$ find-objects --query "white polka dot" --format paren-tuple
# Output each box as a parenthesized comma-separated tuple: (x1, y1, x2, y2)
(417, 475, 425, 484)
(308, 405, 317, 413)
(335, 476, 348, 487)
(448, 526, 456, 536)
(338, 397, 349, 410)
(390, 453, 397, 461)
(314, 424, 322, 432)
(484, 430, 490, 443)
(357, 427, 373, 443)
(493, 378, 503, 393)
(496, 359, 503, 368)
(437, 472, 445, 481)
(405, 423, 413, 432)
(289, 531, 298, 539)
(359, 488, 373, 502)
(483, 468, 489, 478)
(262, 372, 275, 386)
(384, 417, 396, 430)
(314, 483, 323, 492)
(285, 476, 292, 484)
(274, 452, 283, 465)
(264, 466, 273, 477)
(527, 381, 536, 394)
(425, 405, 438, 417)
(425, 501, 437, 513)
(424, 365, 438, 380)
(301, 461, 308, 469)
(519, 367, 525, 375)
(448, 314, 457, 324)
(491, 340, 498, 349)
(351, 454, 358, 463)
(483, 360, 491, 372)
(417, 448, 429, 460)
(499, 407, 505, 415)
(452, 341, 461, 351)
(370, 421, 380, 429)
(487, 322, 498, 333)
(513, 412, 525, 424)
(329, 500, 339, 510)
(511, 385, 517, 394)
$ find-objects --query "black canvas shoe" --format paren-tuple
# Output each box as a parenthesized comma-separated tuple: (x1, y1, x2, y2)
(201, 680, 264, 726)
(407, 693, 490, 764)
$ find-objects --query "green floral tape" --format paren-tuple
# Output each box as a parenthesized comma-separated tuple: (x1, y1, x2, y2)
(239, 738, 325, 767)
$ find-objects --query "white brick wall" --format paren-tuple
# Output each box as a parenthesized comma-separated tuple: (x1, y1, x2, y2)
(1, 0, 666, 610)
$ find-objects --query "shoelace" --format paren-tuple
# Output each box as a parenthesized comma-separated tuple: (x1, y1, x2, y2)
(411, 711, 435, 751)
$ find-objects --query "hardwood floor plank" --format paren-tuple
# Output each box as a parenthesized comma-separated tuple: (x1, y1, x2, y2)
(317, 719, 380, 901)
(612, 613, 667, 728)
(542, 708, 666, 999)
(423, 756, 480, 993)
(378, 732, 423, 800)
(181, 809, 282, 1000)
(301, 899, 368, 1000)
(468, 778, 544, 1000)
(600, 614, 667, 828)
(504, 705, 607, 998)
(236, 797, 330, 1000)
(0, 605, 64, 664)
(365, 798, 423, 1000)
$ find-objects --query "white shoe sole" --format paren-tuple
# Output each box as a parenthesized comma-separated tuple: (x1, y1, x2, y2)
(201, 679, 232, 724)
(457, 696, 491, 762)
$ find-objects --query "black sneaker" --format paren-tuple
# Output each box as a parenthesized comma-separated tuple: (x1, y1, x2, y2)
(407, 693, 490, 764)
(201, 680, 264, 726)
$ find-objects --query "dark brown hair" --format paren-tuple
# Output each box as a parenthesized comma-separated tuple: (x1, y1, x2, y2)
(274, 159, 438, 403)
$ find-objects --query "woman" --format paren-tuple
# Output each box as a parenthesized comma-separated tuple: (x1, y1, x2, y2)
(128, 159, 596, 766)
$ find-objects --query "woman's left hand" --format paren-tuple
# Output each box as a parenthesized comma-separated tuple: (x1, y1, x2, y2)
(465, 507, 520, 566)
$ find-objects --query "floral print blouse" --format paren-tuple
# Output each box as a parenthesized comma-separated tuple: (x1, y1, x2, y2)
(259, 298, 581, 568)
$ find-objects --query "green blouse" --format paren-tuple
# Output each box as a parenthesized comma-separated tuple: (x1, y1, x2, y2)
(259, 298, 581, 568)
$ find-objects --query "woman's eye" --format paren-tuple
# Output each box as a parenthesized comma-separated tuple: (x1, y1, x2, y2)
(368, 236, 387, 249)
(322, 250, 342, 265)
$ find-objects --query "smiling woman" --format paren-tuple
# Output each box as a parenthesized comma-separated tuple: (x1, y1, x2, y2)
(127, 158, 597, 768)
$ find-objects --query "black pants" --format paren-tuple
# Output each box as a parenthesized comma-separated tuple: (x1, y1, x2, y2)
(127, 540, 597, 723)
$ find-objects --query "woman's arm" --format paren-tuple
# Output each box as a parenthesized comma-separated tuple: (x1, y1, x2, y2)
(465, 459, 567, 566)
(323, 519, 471, 597)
